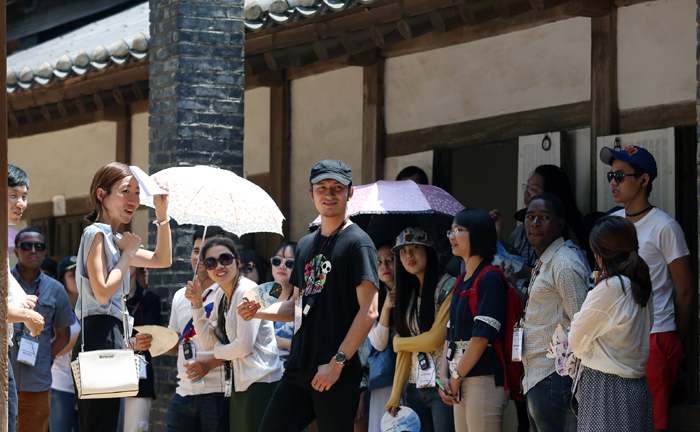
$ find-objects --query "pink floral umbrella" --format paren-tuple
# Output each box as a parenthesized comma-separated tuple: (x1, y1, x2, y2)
(310, 180, 464, 252)
(139, 165, 284, 237)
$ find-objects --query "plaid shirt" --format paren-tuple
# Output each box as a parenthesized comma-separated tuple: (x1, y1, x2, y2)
(522, 237, 588, 393)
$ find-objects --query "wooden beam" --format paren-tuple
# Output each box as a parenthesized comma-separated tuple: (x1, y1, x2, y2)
(7, 62, 149, 111)
(245, 54, 271, 77)
(619, 101, 695, 134)
(397, 13, 435, 40)
(383, 3, 573, 58)
(461, 1, 500, 25)
(116, 106, 131, 164)
(130, 100, 149, 114)
(9, 106, 125, 138)
(385, 101, 591, 157)
(264, 48, 292, 72)
(431, 6, 467, 34)
(245, 70, 285, 90)
(362, 58, 385, 184)
(563, 0, 611, 17)
(268, 75, 291, 243)
(370, 23, 404, 49)
(339, 49, 379, 67)
(314, 36, 349, 62)
(315, 2, 403, 38)
(22, 197, 92, 222)
(341, 28, 378, 55)
(492, 0, 533, 19)
(528, 0, 569, 10)
(286, 58, 348, 81)
(589, 9, 617, 210)
(288, 44, 320, 69)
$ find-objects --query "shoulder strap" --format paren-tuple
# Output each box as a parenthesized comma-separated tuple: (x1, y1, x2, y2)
(467, 265, 502, 317)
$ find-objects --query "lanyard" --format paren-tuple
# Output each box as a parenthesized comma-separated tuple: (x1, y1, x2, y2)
(301, 218, 347, 297)
(520, 260, 543, 325)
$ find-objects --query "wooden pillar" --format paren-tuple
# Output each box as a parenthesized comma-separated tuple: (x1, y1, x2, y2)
(0, 1, 9, 430)
(268, 73, 291, 251)
(589, 8, 618, 211)
(116, 106, 132, 165)
(362, 56, 385, 184)
(432, 150, 452, 193)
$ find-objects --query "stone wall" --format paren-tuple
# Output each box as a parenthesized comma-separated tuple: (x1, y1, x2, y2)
(147, 0, 245, 430)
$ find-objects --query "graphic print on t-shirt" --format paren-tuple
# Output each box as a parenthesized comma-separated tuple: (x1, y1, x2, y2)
(304, 254, 332, 295)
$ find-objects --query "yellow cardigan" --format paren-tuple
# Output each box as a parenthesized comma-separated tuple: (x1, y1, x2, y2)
(385, 291, 454, 410)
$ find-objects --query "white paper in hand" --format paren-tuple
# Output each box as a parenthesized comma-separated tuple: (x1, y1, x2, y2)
(129, 166, 167, 196)
(133, 325, 178, 357)
(242, 282, 283, 309)
(381, 407, 421, 432)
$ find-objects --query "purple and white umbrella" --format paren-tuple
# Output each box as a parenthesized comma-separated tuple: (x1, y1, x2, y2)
(310, 180, 465, 253)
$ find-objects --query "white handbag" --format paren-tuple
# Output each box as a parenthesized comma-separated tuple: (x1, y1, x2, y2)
(71, 251, 141, 399)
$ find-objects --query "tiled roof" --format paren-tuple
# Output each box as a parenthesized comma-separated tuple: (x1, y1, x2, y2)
(6, 2, 149, 94)
(244, 0, 377, 31)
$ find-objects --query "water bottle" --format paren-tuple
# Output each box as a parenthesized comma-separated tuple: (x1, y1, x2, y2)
(188, 360, 206, 395)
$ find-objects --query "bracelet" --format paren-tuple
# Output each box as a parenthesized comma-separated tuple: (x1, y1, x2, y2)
(153, 217, 171, 226)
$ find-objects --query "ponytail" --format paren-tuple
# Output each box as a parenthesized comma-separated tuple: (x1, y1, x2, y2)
(617, 250, 652, 307)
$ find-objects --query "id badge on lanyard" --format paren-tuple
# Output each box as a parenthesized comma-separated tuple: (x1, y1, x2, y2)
(512, 323, 523, 362)
(17, 334, 39, 367)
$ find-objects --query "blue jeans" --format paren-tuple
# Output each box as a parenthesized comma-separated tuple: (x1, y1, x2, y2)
(525, 372, 576, 432)
(50, 389, 80, 432)
(166, 393, 230, 432)
(8, 354, 16, 432)
(404, 384, 455, 432)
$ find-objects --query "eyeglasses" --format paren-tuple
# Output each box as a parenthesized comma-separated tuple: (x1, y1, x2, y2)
(203, 252, 235, 271)
(241, 262, 256, 274)
(270, 256, 294, 270)
(446, 228, 468, 238)
(378, 257, 394, 267)
(606, 171, 639, 184)
(17, 242, 47, 252)
(522, 184, 541, 196)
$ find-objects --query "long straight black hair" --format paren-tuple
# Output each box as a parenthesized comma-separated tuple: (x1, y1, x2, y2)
(393, 245, 442, 338)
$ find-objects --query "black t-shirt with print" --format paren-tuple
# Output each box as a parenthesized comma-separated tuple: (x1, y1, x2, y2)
(288, 223, 379, 379)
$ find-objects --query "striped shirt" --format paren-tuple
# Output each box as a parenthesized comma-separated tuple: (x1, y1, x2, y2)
(522, 237, 588, 393)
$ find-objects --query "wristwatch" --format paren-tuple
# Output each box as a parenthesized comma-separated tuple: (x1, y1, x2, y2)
(451, 368, 465, 380)
(334, 351, 348, 365)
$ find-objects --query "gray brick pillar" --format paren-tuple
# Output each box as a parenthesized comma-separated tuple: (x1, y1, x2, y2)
(147, 0, 245, 429)
(697, 0, 700, 398)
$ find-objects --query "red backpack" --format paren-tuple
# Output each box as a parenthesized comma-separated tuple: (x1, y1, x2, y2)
(460, 265, 525, 401)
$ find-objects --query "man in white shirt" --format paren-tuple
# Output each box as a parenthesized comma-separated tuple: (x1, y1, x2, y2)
(165, 226, 229, 432)
(600, 145, 692, 431)
(5, 165, 45, 432)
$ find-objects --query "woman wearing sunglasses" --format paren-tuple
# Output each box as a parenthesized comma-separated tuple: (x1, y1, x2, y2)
(74, 162, 172, 432)
(269, 241, 297, 361)
(186, 236, 283, 432)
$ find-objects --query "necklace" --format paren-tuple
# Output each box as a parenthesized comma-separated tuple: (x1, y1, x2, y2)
(625, 204, 654, 218)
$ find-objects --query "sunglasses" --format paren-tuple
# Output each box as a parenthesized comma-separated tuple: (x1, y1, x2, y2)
(18, 242, 47, 252)
(606, 171, 639, 184)
(270, 256, 294, 270)
(203, 252, 235, 271)
(241, 262, 256, 274)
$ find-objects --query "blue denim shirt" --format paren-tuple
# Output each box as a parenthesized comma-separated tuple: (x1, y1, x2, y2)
(9, 268, 75, 392)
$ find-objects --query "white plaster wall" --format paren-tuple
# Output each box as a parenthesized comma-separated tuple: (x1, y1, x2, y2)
(385, 18, 591, 134)
(9, 122, 117, 203)
(131, 112, 149, 171)
(244, 88, 271, 177)
(384, 150, 433, 183)
(130, 112, 151, 247)
(617, 0, 696, 110)
(290, 67, 363, 241)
